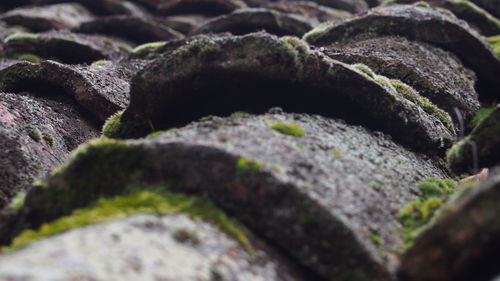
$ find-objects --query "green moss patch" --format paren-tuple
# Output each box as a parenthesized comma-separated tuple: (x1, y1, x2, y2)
(10, 54, 41, 64)
(236, 158, 263, 176)
(5, 33, 39, 43)
(270, 122, 306, 137)
(132, 41, 166, 54)
(471, 103, 496, 128)
(399, 178, 457, 248)
(390, 79, 455, 133)
(352, 63, 376, 79)
(91, 60, 112, 66)
(488, 35, 500, 58)
(26, 125, 41, 142)
(4, 188, 251, 253)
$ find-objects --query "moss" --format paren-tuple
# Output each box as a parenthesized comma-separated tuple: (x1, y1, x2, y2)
(102, 111, 124, 137)
(230, 111, 251, 119)
(352, 63, 376, 79)
(269, 164, 282, 173)
(302, 22, 334, 42)
(390, 79, 455, 133)
(42, 132, 54, 147)
(415, 1, 431, 8)
(145, 131, 164, 139)
(5, 33, 39, 43)
(10, 191, 26, 211)
(487, 35, 500, 58)
(330, 150, 344, 157)
(174, 40, 223, 61)
(471, 103, 496, 128)
(398, 178, 457, 247)
(26, 125, 41, 142)
(102, 111, 151, 139)
(4, 188, 252, 253)
(10, 53, 41, 64)
(399, 198, 444, 247)
(91, 60, 112, 67)
(236, 158, 262, 176)
(172, 228, 202, 246)
(270, 122, 306, 137)
(370, 234, 383, 245)
(132, 41, 166, 55)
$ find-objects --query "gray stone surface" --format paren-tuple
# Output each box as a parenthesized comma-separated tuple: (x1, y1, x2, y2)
(11, 113, 450, 281)
(323, 35, 480, 124)
(304, 4, 500, 102)
(0, 3, 95, 32)
(118, 32, 455, 153)
(0, 213, 309, 281)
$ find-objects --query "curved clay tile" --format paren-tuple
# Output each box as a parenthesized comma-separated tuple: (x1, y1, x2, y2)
(33, 0, 148, 17)
(0, 3, 95, 32)
(4, 30, 132, 64)
(389, 0, 500, 36)
(77, 15, 184, 44)
(0, 85, 100, 209)
(115, 32, 455, 153)
(134, 0, 248, 16)
(0, 59, 147, 121)
(0, 213, 311, 281)
(264, 1, 353, 24)
(304, 4, 500, 102)
(190, 8, 314, 36)
(6, 113, 450, 280)
(447, 104, 500, 174)
(323, 35, 480, 124)
(400, 172, 500, 281)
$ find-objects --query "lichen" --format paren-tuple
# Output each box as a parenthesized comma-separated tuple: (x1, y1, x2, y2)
(5, 32, 39, 43)
(236, 158, 263, 176)
(390, 79, 455, 133)
(270, 122, 306, 137)
(26, 125, 41, 142)
(10, 53, 41, 64)
(398, 178, 457, 247)
(4, 188, 252, 253)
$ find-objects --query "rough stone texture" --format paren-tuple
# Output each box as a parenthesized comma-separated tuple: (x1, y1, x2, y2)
(323, 35, 480, 124)
(4, 30, 132, 64)
(191, 8, 314, 36)
(305, 4, 500, 102)
(34, 0, 149, 17)
(0, 59, 147, 120)
(391, 0, 500, 36)
(120, 32, 455, 153)
(0, 213, 311, 281)
(77, 15, 185, 44)
(0, 91, 99, 208)
(136, 0, 248, 16)
(264, 1, 353, 25)
(0, 3, 95, 32)
(399, 169, 500, 281)
(8, 113, 451, 281)
(162, 15, 211, 34)
(447, 104, 500, 174)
